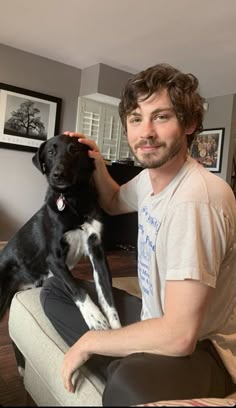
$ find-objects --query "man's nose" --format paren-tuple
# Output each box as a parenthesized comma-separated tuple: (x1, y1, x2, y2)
(140, 120, 156, 138)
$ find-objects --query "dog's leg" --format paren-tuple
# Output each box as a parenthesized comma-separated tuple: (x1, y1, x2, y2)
(47, 254, 110, 330)
(0, 260, 19, 320)
(12, 341, 25, 378)
(83, 221, 121, 329)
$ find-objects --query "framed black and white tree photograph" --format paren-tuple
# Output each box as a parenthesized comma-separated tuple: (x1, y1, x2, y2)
(0, 83, 62, 152)
(190, 128, 224, 173)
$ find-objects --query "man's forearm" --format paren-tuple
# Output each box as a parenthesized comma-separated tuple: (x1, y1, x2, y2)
(62, 319, 185, 394)
(82, 280, 211, 360)
(81, 317, 195, 359)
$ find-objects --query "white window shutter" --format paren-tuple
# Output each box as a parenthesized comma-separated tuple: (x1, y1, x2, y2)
(76, 97, 135, 161)
(99, 104, 122, 160)
(119, 131, 133, 159)
(76, 98, 102, 149)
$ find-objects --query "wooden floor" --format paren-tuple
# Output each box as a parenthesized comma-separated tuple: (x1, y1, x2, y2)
(0, 310, 36, 407)
(0, 250, 137, 407)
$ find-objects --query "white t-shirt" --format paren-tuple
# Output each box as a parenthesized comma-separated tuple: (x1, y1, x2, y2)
(120, 156, 236, 382)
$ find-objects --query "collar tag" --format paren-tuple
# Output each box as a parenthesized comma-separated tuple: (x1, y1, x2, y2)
(56, 194, 66, 211)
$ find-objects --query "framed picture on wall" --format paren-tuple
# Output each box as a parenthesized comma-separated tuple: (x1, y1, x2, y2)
(0, 83, 62, 152)
(190, 128, 224, 173)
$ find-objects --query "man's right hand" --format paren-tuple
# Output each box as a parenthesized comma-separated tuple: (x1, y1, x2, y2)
(64, 131, 104, 165)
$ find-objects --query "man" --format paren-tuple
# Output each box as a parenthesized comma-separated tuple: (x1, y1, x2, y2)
(40, 63, 236, 406)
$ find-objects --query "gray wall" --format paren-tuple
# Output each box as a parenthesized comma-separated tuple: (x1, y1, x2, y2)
(98, 63, 134, 98)
(79, 63, 100, 96)
(0, 44, 81, 240)
(231, 95, 236, 161)
(79, 63, 133, 99)
(203, 94, 234, 183)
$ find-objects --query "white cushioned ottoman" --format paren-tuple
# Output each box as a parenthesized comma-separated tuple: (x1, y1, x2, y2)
(8, 278, 236, 407)
(8, 287, 105, 406)
(8, 277, 141, 406)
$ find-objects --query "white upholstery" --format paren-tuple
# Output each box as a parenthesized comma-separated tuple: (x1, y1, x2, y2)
(8, 277, 236, 406)
(8, 277, 141, 406)
(8, 287, 105, 406)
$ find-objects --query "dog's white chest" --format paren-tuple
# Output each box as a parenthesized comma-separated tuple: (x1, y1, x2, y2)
(64, 219, 102, 269)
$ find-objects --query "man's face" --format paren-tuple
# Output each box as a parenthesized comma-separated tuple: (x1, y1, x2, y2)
(126, 89, 188, 169)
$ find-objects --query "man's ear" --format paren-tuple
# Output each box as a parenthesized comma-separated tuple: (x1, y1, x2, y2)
(186, 122, 197, 135)
(32, 141, 47, 174)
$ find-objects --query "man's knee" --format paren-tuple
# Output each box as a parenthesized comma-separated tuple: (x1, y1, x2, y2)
(103, 353, 150, 406)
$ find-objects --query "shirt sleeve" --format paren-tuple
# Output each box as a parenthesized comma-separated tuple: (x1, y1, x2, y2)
(160, 201, 228, 288)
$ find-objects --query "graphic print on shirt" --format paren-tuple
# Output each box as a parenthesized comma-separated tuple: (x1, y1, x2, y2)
(138, 204, 160, 299)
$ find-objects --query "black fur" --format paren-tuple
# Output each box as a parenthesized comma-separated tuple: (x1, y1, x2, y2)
(0, 134, 120, 330)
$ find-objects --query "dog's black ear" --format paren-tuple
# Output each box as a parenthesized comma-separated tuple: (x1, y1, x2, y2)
(32, 141, 47, 174)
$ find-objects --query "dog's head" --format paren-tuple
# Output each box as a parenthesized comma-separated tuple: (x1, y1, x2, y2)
(32, 134, 95, 192)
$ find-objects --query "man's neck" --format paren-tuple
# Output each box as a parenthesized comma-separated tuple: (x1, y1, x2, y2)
(148, 153, 188, 195)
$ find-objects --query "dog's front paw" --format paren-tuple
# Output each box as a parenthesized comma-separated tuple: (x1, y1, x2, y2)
(83, 307, 110, 330)
(75, 296, 110, 330)
(107, 309, 121, 329)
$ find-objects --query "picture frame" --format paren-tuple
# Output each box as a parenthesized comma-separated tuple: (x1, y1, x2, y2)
(0, 83, 62, 152)
(190, 128, 224, 173)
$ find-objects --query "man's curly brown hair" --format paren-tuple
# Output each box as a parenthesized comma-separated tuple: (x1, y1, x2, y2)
(118, 63, 204, 148)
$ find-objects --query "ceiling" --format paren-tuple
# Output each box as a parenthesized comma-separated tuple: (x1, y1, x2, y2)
(1, 0, 236, 98)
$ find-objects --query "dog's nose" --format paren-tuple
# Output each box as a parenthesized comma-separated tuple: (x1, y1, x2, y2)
(52, 167, 64, 181)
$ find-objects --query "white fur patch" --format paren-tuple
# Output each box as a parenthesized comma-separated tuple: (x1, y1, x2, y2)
(92, 266, 121, 329)
(75, 295, 110, 330)
(64, 228, 86, 269)
(83, 219, 102, 241)
(18, 366, 25, 378)
(64, 220, 103, 269)
(65, 219, 121, 329)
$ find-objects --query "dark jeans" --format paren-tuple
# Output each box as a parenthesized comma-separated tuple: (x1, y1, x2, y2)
(40, 277, 235, 406)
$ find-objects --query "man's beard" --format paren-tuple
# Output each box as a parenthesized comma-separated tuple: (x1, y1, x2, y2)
(130, 138, 182, 169)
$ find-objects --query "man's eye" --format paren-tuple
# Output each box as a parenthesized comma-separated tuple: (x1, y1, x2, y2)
(154, 114, 169, 122)
(129, 117, 141, 124)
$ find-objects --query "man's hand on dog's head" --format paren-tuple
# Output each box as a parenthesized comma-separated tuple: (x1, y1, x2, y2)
(64, 131, 84, 139)
(64, 131, 104, 163)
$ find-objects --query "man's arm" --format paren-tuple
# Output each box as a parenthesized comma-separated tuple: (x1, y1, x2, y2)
(65, 132, 133, 215)
(61, 279, 213, 392)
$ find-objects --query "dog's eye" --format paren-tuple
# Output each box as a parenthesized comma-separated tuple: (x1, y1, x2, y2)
(48, 148, 56, 157)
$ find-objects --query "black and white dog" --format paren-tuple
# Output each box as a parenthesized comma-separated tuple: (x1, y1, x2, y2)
(0, 134, 121, 330)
